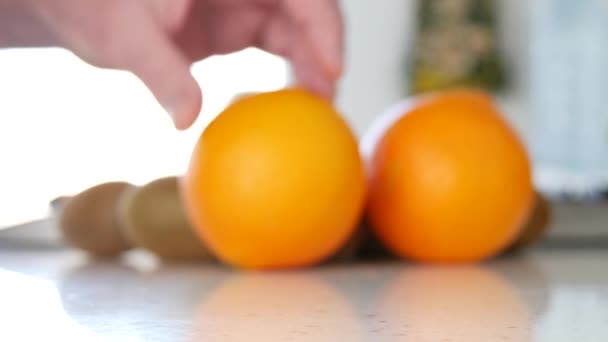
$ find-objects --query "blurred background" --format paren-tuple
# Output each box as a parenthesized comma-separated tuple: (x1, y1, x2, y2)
(0, 0, 606, 239)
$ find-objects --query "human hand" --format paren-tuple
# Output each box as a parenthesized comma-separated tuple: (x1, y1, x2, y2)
(2, 0, 343, 129)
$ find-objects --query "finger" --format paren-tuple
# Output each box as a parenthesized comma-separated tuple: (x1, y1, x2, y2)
(112, 8, 201, 130)
(290, 36, 337, 99)
(260, 6, 337, 98)
(284, 0, 344, 79)
(258, 10, 293, 59)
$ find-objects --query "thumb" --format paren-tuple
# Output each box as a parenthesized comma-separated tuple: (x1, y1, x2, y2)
(115, 10, 201, 130)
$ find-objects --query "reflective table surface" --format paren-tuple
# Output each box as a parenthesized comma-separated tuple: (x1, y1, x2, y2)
(0, 246, 606, 341)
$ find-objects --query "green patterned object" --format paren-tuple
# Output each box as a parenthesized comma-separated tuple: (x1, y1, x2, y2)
(408, 0, 507, 94)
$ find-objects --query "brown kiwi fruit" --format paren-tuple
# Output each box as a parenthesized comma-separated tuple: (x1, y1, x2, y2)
(506, 191, 552, 253)
(58, 182, 134, 257)
(117, 176, 214, 261)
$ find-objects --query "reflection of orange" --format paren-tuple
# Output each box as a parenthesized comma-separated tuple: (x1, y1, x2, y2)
(364, 89, 534, 262)
(377, 267, 532, 341)
(181, 88, 366, 269)
(191, 274, 363, 341)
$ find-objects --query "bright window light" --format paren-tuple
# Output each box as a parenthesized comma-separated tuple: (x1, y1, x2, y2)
(0, 47, 289, 228)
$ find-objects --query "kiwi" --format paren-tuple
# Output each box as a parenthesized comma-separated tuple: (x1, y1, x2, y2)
(117, 176, 214, 261)
(506, 192, 552, 253)
(58, 182, 134, 257)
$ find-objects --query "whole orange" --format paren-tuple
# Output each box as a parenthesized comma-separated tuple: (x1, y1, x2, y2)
(363, 89, 534, 263)
(181, 88, 366, 270)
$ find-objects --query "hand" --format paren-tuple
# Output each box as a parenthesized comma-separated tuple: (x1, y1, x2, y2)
(1, 0, 343, 129)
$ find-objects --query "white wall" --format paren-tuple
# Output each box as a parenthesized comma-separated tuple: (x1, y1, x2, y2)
(337, 0, 417, 137)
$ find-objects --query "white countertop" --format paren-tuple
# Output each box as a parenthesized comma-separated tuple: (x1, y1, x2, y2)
(0, 244, 606, 341)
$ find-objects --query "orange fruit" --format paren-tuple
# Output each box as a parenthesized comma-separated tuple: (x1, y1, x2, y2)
(181, 88, 366, 269)
(363, 89, 534, 263)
